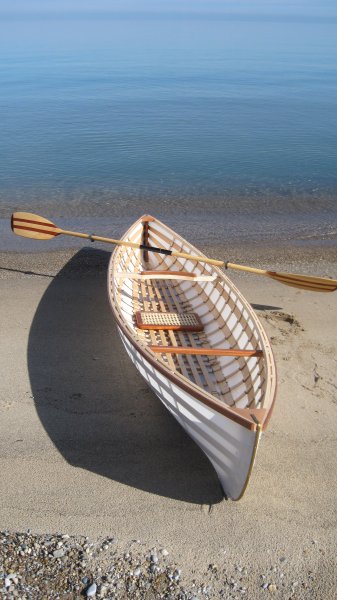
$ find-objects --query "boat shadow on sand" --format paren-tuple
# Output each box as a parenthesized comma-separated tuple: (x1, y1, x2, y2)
(28, 248, 223, 505)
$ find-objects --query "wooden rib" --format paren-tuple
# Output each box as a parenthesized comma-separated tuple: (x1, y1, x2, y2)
(150, 225, 191, 254)
(176, 274, 263, 407)
(193, 282, 263, 392)
(117, 246, 137, 312)
(153, 246, 238, 400)
(139, 279, 177, 372)
(150, 279, 206, 385)
(168, 287, 232, 400)
(150, 230, 195, 268)
(154, 278, 219, 393)
(150, 346, 263, 357)
(150, 281, 195, 380)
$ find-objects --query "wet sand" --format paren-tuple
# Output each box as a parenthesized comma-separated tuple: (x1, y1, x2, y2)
(0, 245, 336, 598)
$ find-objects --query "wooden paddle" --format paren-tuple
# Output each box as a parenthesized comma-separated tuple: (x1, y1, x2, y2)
(11, 212, 337, 292)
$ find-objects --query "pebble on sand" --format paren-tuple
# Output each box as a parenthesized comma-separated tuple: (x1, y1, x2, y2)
(86, 582, 97, 597)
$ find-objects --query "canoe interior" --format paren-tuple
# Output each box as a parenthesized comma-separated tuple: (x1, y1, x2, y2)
(109, 217, 276, 416)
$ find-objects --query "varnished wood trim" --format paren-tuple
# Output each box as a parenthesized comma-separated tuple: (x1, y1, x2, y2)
(150, 346, 263, 357)
(12, 224, 59, 236)
(142, 220, 150, 262)
(234, 423, 262, 500)
(140, 214, 156, 222)
(12, 217, 57, 228)
(141, 270, 199, 278)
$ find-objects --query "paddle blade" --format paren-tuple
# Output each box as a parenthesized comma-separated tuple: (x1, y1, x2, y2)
(11, 212, 61, 240)
(226, 262, 337, 292)
(267, 270, 337, 293)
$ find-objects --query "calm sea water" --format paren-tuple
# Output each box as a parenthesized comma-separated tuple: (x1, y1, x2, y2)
(1, 8, 337, 249)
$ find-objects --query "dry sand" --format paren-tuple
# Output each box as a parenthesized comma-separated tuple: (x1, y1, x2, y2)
(0, 245, 336, 599)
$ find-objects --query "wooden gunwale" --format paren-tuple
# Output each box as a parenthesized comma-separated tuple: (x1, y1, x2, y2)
(108, 215, 277, 431)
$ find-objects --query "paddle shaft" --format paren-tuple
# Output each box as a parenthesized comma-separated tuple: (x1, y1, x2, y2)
(61, 229, 224, 266)
(10, 213, 337, 291)
(226, 262, 268, 276)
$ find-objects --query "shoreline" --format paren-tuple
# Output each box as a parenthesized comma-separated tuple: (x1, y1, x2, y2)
(1, 245, 336, 599)
(2, 188, 337, 253)
(1, 242, 337, 281)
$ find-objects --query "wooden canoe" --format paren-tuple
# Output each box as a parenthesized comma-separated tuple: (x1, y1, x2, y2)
(108, 215, 277, 500)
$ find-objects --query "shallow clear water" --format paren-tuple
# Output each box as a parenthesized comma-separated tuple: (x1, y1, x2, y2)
(1, 5, 337, 249)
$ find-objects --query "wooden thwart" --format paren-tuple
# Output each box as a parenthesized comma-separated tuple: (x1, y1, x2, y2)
(149, 345, 263, 357)
(115, 270, 216, 282)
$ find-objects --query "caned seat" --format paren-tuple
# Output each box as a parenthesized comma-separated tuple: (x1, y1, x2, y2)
(135, 310, 204, 332)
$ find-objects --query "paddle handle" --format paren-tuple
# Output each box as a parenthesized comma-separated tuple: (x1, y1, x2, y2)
(61, 230, 224, 266)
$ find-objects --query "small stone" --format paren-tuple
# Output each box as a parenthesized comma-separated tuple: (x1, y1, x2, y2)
(86, 582, 97, 597)
(279, 556, 287, 563)
(161, 548, 169, 557)
(268, 584, 277, 593)
(262, 583, 269, 589)
(53, 549, 65, 558)
(82, 576, 89, 584)
(5, 577, 11, 588)
(134, 568, 141, 577)
(151, 553, 158, 564)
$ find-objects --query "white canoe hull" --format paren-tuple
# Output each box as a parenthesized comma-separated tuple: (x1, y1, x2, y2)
(118, 327, 260, 501)
(108, 215, 275, 500)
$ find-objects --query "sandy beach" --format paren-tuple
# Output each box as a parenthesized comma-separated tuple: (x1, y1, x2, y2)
(1, 243, 336, 599)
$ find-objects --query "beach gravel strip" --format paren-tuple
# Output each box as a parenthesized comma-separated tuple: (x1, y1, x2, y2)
(0, 531, 217, 599)
(0, 530, 321, 599)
